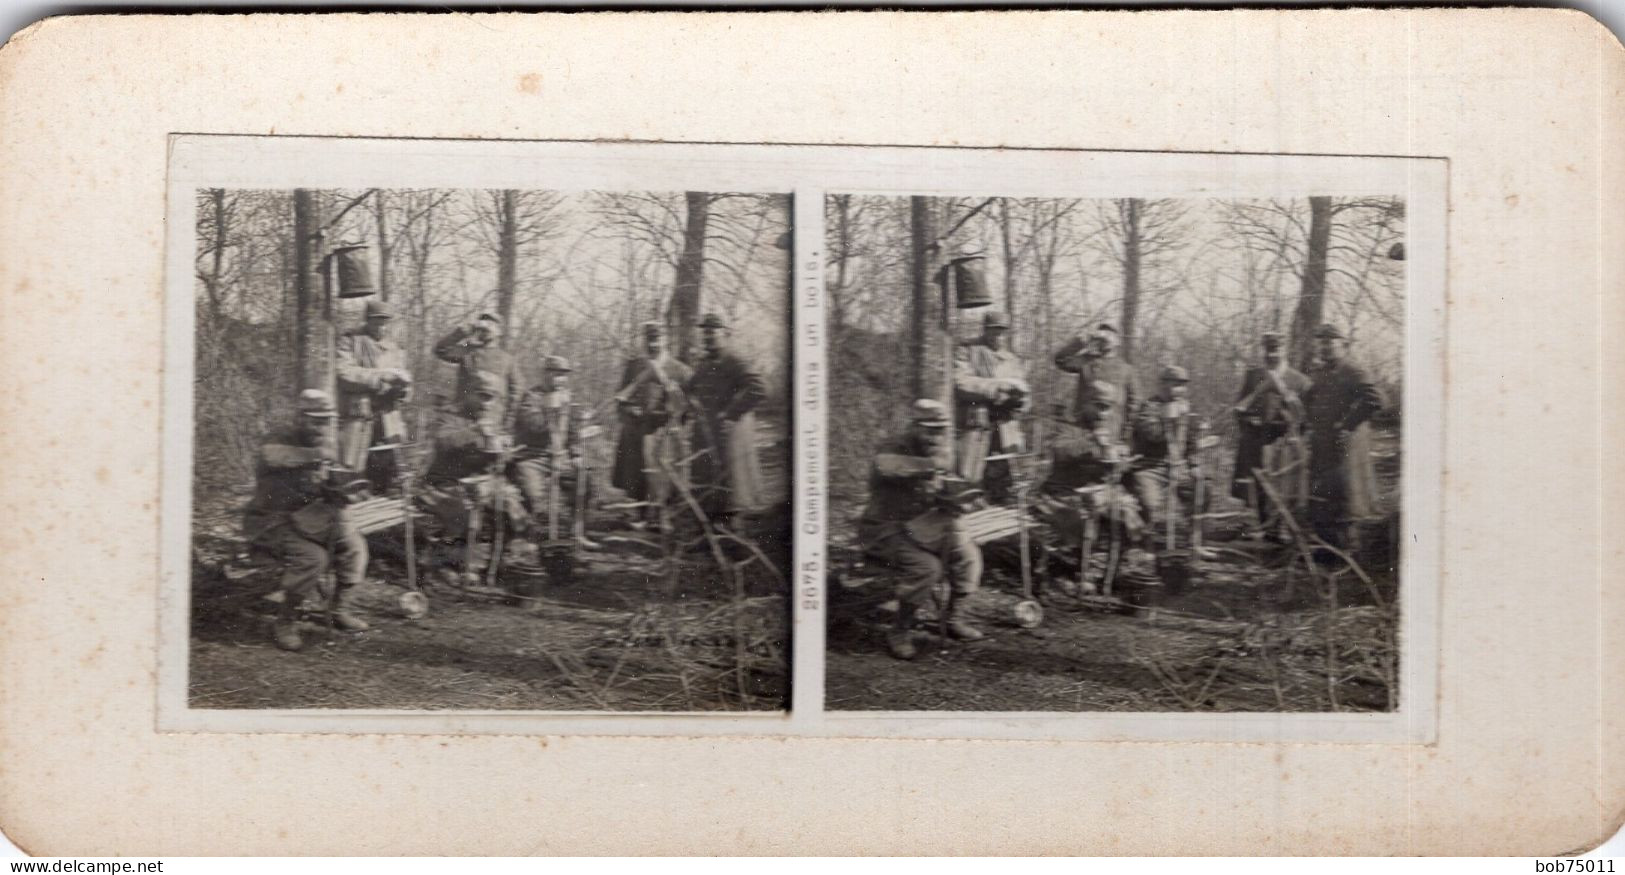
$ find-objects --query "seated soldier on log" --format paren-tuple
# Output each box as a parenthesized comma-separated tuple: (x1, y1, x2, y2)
(513, 355, 597, 549)
(242, 389, 373, 652)
(1129, 365, 1208, 555)
(858, 399, 985, 661)
(418, 372, 529, 584)
(1031, 382, 1145, 594)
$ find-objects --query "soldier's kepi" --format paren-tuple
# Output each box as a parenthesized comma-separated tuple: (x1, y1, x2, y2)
(242, 389, 372, 652)
(858, 399, 986, 661)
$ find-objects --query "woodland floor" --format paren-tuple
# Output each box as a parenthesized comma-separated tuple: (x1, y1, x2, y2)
(824, 426, 1403, 713)
(187, 419, 791, 713)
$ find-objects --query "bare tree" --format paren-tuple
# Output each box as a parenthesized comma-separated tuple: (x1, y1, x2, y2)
(1091, 198, 1192, 363)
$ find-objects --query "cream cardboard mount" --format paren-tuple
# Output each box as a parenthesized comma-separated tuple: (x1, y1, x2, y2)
(0, 10, 1621, 856)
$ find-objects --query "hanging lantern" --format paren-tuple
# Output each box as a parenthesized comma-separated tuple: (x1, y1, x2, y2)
(328, 244, 378, 299)
(934, 255, 993, 309)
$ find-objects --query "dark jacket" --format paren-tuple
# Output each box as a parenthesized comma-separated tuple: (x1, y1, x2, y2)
(1131, 394, 1201, 468)
(858, 433, 950, 544)
(1304, 358, 1385, 521)
(1052, 339, 1140, 440)
(432, 325, 525, 423)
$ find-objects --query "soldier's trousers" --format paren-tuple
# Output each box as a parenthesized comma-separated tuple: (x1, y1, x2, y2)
(513, 457, 592, 534)
(864, 531, 982, 609)
(264, 521, 367, 599)
(1131, 466, 1207, 539)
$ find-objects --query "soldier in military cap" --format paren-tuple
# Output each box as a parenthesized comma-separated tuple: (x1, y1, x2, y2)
(336, 298, 412, 492)
(1129, 364, 1207, 547)
(432, 311, 525, 427)
(858, 399, 985, 660)
(243, 389, 372, 652)
(685, 312, 766, 523)
(1303, 324, 1385, 549)
(1053, 321, 1141, 445)
(612, 321, 694, 527)
(514, 355, 597, 546)
(1231, 330, 1311, 535)
(953, 309, 1030, 503)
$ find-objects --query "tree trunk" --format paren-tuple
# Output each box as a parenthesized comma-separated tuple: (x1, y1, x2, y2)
(496, 189, 518, 347)
(671, 191, 711, 363)
(374, 189, 390, 302)
(999, 198, 1016, 313)
(294, 189, 334, 399)
(909, 196, 938, 401)
(829, 194, 851, 336)
(1291, 196, 1333, 370)
(1120, 198, 1142, 363)
(203, 189, 226, 320)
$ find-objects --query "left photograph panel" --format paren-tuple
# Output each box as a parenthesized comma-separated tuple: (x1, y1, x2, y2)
(185, 186, 792, 713)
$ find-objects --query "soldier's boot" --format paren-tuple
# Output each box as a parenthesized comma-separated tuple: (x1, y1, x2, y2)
(271, 598, 305, 652)
(329, 586, 371, 632)
(945, 596, 985, 642)
(886, 603, 919, 660)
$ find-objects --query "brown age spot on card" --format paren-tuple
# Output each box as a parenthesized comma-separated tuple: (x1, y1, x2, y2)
(1505, 194, 1519, 207)
(518, 73, 542, 94)
(95, 466, 108, 485)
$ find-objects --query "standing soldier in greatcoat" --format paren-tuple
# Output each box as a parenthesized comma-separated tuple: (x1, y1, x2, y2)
(953, 310, 1030, 504)
(432, 312, 524, 427)
(336, 299, 412, 492)
(243, 390, 372, 652)
(513, 356, 596, 546)
(1230, 331, 1311, 536)
(685, 313, 766, 524)
(858, 400, 985, 660)
(611, 321, 693, 528)
(1053, 322, 1141, 444)
(1303, 324, 1385, 550)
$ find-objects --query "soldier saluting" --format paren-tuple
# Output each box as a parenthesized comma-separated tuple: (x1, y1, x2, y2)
(243, 390, 372, 652)
(1053, 322, 1140, 444)
(432, 312, 524, 427)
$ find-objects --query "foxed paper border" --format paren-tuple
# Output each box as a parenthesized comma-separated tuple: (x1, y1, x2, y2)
(159, 136, 1444, 743)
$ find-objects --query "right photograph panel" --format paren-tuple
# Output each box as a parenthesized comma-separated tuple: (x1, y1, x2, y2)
(824, 194, 1406, 713)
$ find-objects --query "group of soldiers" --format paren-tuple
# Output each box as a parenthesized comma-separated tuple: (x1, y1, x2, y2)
(859, 310, 1386, 660)
(242, 302, 768, 652)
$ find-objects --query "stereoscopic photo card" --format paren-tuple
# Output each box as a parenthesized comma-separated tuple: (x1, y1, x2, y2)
(1, 10, 1621, 855)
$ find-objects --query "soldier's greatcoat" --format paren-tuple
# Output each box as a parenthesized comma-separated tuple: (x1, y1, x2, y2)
(953, 340, 1029, 491)
(611, 354, 693, 503)
(432, 326, 524, 425)
(1052, 338, 1141, 442)
(685, 350, 765, 516)
(242, 425, 367, 597)
(858, 433, 979, 606)
(335, 329, 411, 474)
(1303, 358, 1385, 541)
(1230, 363, 1312, 506)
